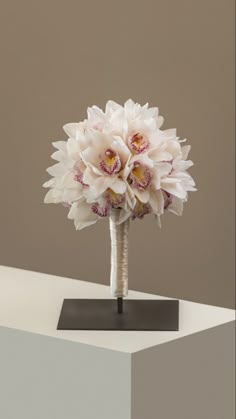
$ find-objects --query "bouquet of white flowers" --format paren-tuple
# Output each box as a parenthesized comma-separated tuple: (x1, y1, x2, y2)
(44, 99, 196, 230)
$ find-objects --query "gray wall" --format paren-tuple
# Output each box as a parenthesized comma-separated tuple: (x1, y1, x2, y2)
(0, 0, 235, 308)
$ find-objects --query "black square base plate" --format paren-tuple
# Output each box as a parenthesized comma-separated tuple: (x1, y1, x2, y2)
(57, 299, 179, 331)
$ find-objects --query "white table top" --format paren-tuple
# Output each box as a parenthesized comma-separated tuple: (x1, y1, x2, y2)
(0, 265, 235, 353)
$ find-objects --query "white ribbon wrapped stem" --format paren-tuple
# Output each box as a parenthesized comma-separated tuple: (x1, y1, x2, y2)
(109, 209, 129, 298)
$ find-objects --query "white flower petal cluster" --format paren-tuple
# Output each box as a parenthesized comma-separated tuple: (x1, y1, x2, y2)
(44, 99, 196, 230)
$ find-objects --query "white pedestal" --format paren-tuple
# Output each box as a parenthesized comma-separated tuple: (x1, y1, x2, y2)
(0, 265, 235, 419)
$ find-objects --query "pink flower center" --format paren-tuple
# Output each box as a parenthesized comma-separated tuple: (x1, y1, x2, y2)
(91, 202, 110, 217)
(128, 133, 149, 154)
(100, 149, 121, 175)
(132, 200, 151, 219)
(128, 162, 151, 190)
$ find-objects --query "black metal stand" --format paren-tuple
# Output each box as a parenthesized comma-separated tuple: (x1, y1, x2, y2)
(117, 297, 123, 314)
(57, 298, 179, 331)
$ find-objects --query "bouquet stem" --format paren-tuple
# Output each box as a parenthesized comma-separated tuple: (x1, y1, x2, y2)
(109, 209, 129, 311)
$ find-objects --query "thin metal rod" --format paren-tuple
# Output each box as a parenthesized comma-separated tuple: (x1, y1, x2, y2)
(117, 297, 123, 314)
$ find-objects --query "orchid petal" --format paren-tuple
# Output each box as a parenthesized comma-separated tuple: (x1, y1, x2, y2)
(44, 188, 63, 204)
(149, 190, 164, 215)
(161, 182, 187, 199)
(52, 141, 67, 152)
(168, 198, 184, 216)
(46, 163, 67, 176)
(133, 188, 150, 203)
(110, 178, 126, 194)
(90, 176, 115, 196)
(181, 145, 191, 160)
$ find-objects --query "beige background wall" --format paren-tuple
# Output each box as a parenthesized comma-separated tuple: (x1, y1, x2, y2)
(0, 0, 235, 308)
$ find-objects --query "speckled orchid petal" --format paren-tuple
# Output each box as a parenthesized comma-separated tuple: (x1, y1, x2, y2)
(104, 188, 125, 209)
(100, 149, 122, 175)
(128, 162, 152, 190)
(132, 200, 151, 219)
(91, 202, 110, 218)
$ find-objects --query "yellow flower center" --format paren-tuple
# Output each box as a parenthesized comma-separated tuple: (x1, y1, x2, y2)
(100, 149, 121, 175)
(128, 133, 149, 154)
(105, 150, 117, 168)
(132, 164, 145, 181)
